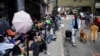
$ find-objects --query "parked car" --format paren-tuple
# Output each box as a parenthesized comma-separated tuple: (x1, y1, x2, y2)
(94, 16, 100, 32)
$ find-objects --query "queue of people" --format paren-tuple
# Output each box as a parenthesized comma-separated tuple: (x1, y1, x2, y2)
(0, 14, 61, 56)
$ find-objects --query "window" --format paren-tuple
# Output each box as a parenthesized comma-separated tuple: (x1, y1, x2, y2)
(0, 2, 6, 19)
(79, 0, 82, 2)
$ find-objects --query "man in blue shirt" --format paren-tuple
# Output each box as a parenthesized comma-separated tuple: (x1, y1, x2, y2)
(70, 14, 81, 46)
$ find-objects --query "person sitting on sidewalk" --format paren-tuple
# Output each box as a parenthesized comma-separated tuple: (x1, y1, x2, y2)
(0, 34, 26, 56)
(29, 30, 50, 56)
(47, 25, 54, 43)
(0, 35, 14, 55)
(6, 29, 24, 43)
(5, 29, 26, 55)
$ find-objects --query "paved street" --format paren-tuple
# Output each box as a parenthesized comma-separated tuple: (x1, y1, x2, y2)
(61, 18, 100, 56)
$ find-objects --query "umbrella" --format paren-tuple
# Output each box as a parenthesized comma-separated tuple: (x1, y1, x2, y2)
(0, 19, 10, 34)
(12, 10, 33, 33)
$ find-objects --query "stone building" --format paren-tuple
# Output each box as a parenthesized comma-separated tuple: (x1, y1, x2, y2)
(58, 0, 94, 12)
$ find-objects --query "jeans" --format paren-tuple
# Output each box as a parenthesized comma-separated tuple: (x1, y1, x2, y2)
(71, 28, 80, 44)
(47, 34, 53, 43)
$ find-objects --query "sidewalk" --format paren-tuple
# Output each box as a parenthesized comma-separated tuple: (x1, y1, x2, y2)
(39, 30, 64, 56)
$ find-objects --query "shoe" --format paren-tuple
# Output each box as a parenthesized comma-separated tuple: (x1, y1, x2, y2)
(72, 43, 76, 46)
(44, 51, 50, 56)
(47, 41, 51, 43)
(52, 38, 57, 41)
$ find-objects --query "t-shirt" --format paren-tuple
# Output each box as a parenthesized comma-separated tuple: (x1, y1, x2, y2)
(74, 19, 78, 29)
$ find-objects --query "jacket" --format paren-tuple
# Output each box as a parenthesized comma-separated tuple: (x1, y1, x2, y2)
(70, 18, 81, 29)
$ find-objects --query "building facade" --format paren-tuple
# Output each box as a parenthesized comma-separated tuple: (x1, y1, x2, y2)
(95, 0, 100, 15)
(0, 0, 47, 25)
(58, 0, 94, 12)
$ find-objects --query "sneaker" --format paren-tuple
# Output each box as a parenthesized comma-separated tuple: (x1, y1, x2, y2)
(47, 40, 51, 43)
(72, 43, 76, 46)
(44, 51, 50, 56)
(52, 38, 57, 41)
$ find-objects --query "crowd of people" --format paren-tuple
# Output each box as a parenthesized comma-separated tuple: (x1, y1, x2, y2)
(0, 14, 61, 56)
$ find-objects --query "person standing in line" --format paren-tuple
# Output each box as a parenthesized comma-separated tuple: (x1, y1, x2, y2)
(71, 14, 81, 46)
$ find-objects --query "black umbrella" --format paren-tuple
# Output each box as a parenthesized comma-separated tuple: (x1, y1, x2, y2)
(0, 19, 10, 34)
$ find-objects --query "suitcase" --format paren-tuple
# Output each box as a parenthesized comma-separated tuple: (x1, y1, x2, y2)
(65, 30, 72, 40)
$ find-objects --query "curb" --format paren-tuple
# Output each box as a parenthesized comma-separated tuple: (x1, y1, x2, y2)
(59, 30, 64, 56)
